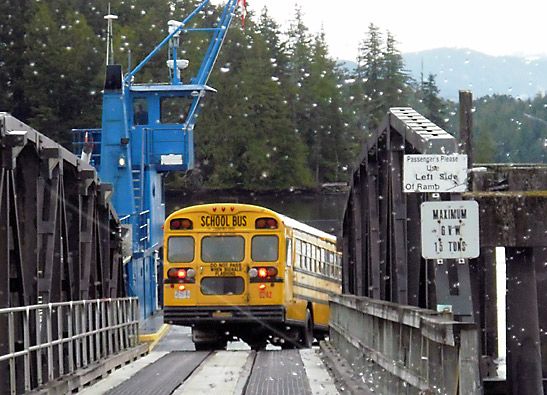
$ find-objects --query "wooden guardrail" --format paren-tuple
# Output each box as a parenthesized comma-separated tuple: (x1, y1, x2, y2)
(329, 294, 482, 394)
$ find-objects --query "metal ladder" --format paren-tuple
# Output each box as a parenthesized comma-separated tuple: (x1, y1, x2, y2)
(132, 168, 143, 212)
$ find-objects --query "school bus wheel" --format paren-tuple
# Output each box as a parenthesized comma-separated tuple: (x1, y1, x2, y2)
(299, 309, 313, 348)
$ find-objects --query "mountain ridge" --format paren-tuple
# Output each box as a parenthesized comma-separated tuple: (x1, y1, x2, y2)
(341, 48, 547, 101)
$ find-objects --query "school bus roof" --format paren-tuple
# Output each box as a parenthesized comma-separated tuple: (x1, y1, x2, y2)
(277, 213, 337, 243)
(167, 203, 336, 243)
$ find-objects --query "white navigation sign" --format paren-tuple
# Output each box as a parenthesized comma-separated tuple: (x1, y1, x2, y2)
(420, 200, 480, 259)
(403, 154, 468, 193)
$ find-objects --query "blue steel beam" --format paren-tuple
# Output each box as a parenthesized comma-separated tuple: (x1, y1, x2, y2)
(196, 0, 239, 85)
(75, 1, 241, 319)
(123, 0, 214, 85)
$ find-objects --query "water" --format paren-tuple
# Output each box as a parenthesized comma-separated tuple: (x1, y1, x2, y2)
(165, 188, 347, 238)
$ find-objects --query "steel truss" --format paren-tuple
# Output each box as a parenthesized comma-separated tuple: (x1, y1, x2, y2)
(0, 113, 124, 392)
(343, 108, 467, 315)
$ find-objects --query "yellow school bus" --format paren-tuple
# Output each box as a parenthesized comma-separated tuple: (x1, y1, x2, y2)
(163, 203, 341, 350)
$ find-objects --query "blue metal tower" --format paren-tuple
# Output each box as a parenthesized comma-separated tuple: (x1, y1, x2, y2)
(74, 0, 241, 319)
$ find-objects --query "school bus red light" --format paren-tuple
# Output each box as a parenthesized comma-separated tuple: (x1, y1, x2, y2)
(170, 218, 193, 230)
(258, 268, 268, 278)
(258, 284, 266, 290)
(267, 267, 278, 277)
(178, 284, 186, 291)
(167, 268, 187, 279)
(255, 217, 278, 229)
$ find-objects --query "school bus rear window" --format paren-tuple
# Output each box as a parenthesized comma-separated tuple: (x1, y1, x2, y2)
(201, 277, 245, 295)
(167, 236, 194, 263)
(201, 236, 244, 262)
(251, 235, 278, 262)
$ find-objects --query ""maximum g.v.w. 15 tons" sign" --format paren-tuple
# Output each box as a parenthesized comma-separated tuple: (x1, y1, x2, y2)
(420, 200, 480, 259)
(403, 154, 468, 193)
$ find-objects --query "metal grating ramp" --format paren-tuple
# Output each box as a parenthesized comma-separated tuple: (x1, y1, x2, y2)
(105, 351, 209, 395)
(244, 350, 312, 395)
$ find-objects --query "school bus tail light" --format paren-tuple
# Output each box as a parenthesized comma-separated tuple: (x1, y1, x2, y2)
(170, 218, 193, 230)
(249, 266, 278, 281)
(167, 268, 195, 283)
(258, 283, 266, 290)
(255, 218, 278, 229)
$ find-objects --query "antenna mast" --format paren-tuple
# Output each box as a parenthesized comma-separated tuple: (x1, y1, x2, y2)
(104, 3, 118, 65)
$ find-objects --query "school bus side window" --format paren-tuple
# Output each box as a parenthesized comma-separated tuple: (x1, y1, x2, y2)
(251, 235, 278, 262)
(295, 239, 302, 268)
(286, 238, 292, 267)
(167, 236, 194, 263)
(328, 251, 334, 277)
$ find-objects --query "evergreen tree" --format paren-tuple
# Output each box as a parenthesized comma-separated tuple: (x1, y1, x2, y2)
(420, 73, 449, 128)
(195, 10, 312, 189)
(5, 0, 542, 189)
(382, 31, 410, 107)
(474, 129, 497, 163)
(524, 94, 547, 162)
(355, 24, 385, 130)
(257, 6, 292, 88)
(22, 3, 103, 146)
(473, 94, 523, 162)
(0, 0, 32, 121)
(285, 7, 339, 183)
(351, 25, 415, 134)
(285, 5, 314, 143)
(108, 0, 172, 83)
(305, 30, 355, 182)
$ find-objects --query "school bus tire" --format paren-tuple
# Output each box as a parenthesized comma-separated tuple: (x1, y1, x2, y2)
(194, 340, 227, 351)
(249, 339, 267, 351)
(194, 342, 211, 351)
(281, 341, 296, 349)
(299, 309, 313, 348)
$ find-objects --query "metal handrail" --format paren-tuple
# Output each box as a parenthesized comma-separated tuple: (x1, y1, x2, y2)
(0, 298, 139, 394)
(138, 210, 151, 248)
(119, 210, 150, 254)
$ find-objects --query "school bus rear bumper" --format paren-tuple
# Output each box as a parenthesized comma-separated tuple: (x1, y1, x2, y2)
(164, 305, 285, 325)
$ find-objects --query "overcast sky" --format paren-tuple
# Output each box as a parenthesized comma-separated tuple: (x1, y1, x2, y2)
(240, 0, 547, 61)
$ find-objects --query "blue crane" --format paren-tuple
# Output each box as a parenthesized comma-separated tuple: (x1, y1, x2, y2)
(74, 0, 242, 318)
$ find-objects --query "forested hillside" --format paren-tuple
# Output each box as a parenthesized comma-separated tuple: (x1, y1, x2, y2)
(0, 0, 545, 191)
